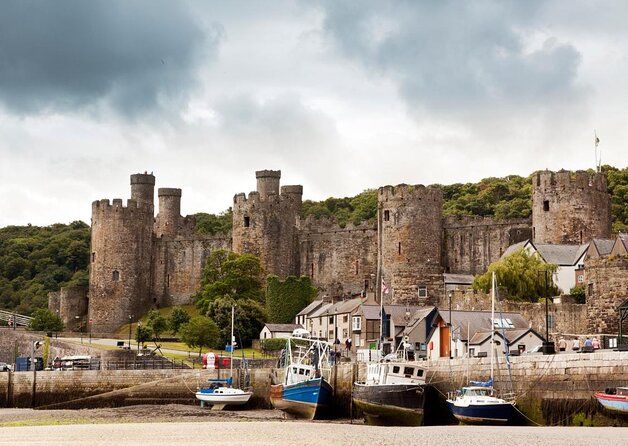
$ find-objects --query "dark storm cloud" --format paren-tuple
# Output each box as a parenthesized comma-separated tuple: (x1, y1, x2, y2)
(0, 1, 220, 116)
(316, 1, 582, 113)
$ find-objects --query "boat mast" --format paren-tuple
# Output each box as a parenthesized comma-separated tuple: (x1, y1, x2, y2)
(490, 272, 495, 384)
(230, 304, 234, 380)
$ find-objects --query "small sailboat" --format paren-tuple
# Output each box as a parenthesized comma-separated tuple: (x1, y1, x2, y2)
(446, 272, 516, 424)
(269, 333, 333, 419)
(195, 305, 252, 409)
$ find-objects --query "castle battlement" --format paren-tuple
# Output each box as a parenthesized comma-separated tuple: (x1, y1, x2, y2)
(443, 215, 532, 229)
(378, 183, 442, 202)
(535, 169, 607, 193)
(297, 214, 376, 233)
(91, 198, 153, 216)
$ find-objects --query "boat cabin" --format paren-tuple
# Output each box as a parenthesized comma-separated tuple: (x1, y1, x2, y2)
(286, 364, 317, 385)
(365, 362, 426, 386)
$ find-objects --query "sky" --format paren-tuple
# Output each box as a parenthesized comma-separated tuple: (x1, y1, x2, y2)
(0, 0, 626, 227)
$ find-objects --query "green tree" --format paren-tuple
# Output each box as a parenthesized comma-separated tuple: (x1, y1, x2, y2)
(472, 249, 558, 301)
(194, 209, 233, 235)
(193, 249, 264, 314)
(168, 306, 191, 335)
(146, 309, 168, 341)
(28, 308, 64, 332)
(569, 286, 586, 304)
(135, 324, 152, 347)
(206, 297, 267, 348)
(266, 275, 317, 323)
(180, 315, 220, 356)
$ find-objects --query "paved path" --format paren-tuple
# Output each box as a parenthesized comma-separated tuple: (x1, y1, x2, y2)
(1, 422, 627, 446)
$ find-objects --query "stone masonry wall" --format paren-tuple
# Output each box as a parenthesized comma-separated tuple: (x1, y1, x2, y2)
(297, 216, 377, 298)
(48, 286, 88, 330)
(151, 235, 231, 308)
(443, 216, 531, 275)
(532, 170, 611, 244)
(379, 184, 443, 305)
(586, 255, 628, 335)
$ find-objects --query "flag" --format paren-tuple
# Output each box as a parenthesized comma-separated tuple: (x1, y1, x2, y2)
(381, 277, 389, 295)
(595, 135, 600, 146)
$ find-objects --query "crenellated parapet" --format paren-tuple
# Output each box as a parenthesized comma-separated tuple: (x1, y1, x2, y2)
(297, 214, 376, 233)
(532, 169, 611, 244)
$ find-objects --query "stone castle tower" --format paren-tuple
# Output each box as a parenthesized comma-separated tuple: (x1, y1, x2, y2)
(74, 167, 613, 334)
(89, 173, 155, 333)
(232, 170, 303, 277)
(532, 170, 611, 245)
(378, 184, 444, 305)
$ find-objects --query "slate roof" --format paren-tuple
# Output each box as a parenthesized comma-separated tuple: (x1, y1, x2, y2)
(469, 328, 539, 346)
(444, 274, 474, 285)
(297, 299, 324, 316)
(501, 240, 528, 259)
(264, 323, 303, 333)
(590, 239, 615, 257)
(439, 310, 529, 342)
(535, 243, 588, 265)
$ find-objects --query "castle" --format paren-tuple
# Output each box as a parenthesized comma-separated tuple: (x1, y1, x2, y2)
(75, 169, 611, 333)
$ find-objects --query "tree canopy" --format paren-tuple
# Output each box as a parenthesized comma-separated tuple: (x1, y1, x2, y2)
(472, 248, 559, 301)
(302, 189, 378, 227)
(193, 249, 264, 315)
(28, 308, 64, 332)
(168, 306, 191, 335)
(180, 315, 220, 356)
(206, 297, 267, 349)
(0, 221, 90, 315)
(194, 209, 233, 235)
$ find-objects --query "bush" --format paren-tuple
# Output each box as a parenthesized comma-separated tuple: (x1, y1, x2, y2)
(261, 338, 287, 353)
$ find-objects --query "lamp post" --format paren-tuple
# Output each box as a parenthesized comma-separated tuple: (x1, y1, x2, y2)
(128, 315, 133, 350)
(448, 290, 453, 359)
(540, 270, 556, 355)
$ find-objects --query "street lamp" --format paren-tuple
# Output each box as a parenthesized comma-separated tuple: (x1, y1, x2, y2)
(540, 270, 556, 355)
(128, 315, 133, 349)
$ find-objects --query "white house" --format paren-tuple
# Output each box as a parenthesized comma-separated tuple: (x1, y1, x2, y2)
(502, 240, 588, 294)
(259, 323, 303, 340)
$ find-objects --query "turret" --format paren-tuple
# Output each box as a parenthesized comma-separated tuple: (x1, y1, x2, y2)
(156, 188, 182, 237)
(532, 170, 611, 244)
(256, 170, 281, 199)
(130, 173, 155, 208)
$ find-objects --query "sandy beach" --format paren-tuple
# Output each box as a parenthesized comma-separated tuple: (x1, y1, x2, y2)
(1, 405, 627, 446)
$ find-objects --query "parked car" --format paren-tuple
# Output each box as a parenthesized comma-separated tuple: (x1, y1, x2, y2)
(0, 362, 11, 371)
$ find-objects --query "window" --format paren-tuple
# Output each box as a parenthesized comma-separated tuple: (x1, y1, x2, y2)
(352, 316, 362, 331)
(398, 242, 402, 255)
(492, 318, 514, 329)
(342, 329, 347, 338)
(91, 252, 96, 263)
(328, 330, 333, 338)
(418, 286, 427, 298)
(403, 367, 414, 376)
(343, 315, 348, 323)
(578, 275, 584, 283)
(329, 316, 334, 324)
(384, 210, 390, 221)
(244, 216, 250, 227)
(543, 200, 550, 211)
(548, 313, 555, 329)
(112, 270, 120, 281)
(587, 283, 593, 296)
(392, 366, 400, 374)
(416, 369, 424, 377)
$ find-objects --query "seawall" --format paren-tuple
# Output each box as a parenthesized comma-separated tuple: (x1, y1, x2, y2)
(1, 352, 627, 425)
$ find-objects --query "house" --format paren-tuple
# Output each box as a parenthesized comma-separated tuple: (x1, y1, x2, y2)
(427, 309, 541, 359)
(610, 233, 628, 256)
(576, 238, 614, 287)
(351, 303, 438, 355)
(306, 296, 365, 343)
(295, 299, 324, 330)
(501, 240, 588, 293)
(259, 323, 303, 340)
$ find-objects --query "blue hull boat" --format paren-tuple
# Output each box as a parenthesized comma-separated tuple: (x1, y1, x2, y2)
(270, 377, 333, 419)
(446, 395, 515, 424)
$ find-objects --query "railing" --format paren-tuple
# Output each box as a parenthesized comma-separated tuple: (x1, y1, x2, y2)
(104, 358, 191, 370)
(0, 309, 32, 327)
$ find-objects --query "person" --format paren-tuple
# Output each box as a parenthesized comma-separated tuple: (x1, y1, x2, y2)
(345, 338, 350, 352)
(584, 337, 593, 349)
(572, 338, 580, 351)
(592, 338, 601, 349)
(558, 337, 567, 352)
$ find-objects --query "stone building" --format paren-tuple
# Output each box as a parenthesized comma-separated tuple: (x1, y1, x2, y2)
(52, 168, 613, 334)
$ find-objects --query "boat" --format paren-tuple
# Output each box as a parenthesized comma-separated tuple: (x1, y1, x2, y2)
(195, 305, 252, 409)
(352, 340, 428, 426)
(269, 334, 334, 419)
(446, 272, 516, 424)
(595, 387, 628, 415)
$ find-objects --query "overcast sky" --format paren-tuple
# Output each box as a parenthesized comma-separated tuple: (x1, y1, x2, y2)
(0, 0, 626, 227)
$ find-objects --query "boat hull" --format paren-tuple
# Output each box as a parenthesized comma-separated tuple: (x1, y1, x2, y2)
(446, 400, 514, 424)
(353, 383, 425, 426)
(595, 392, 628, 415)
(195, 387, 252, 407)
(270, 378, 333, 420)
